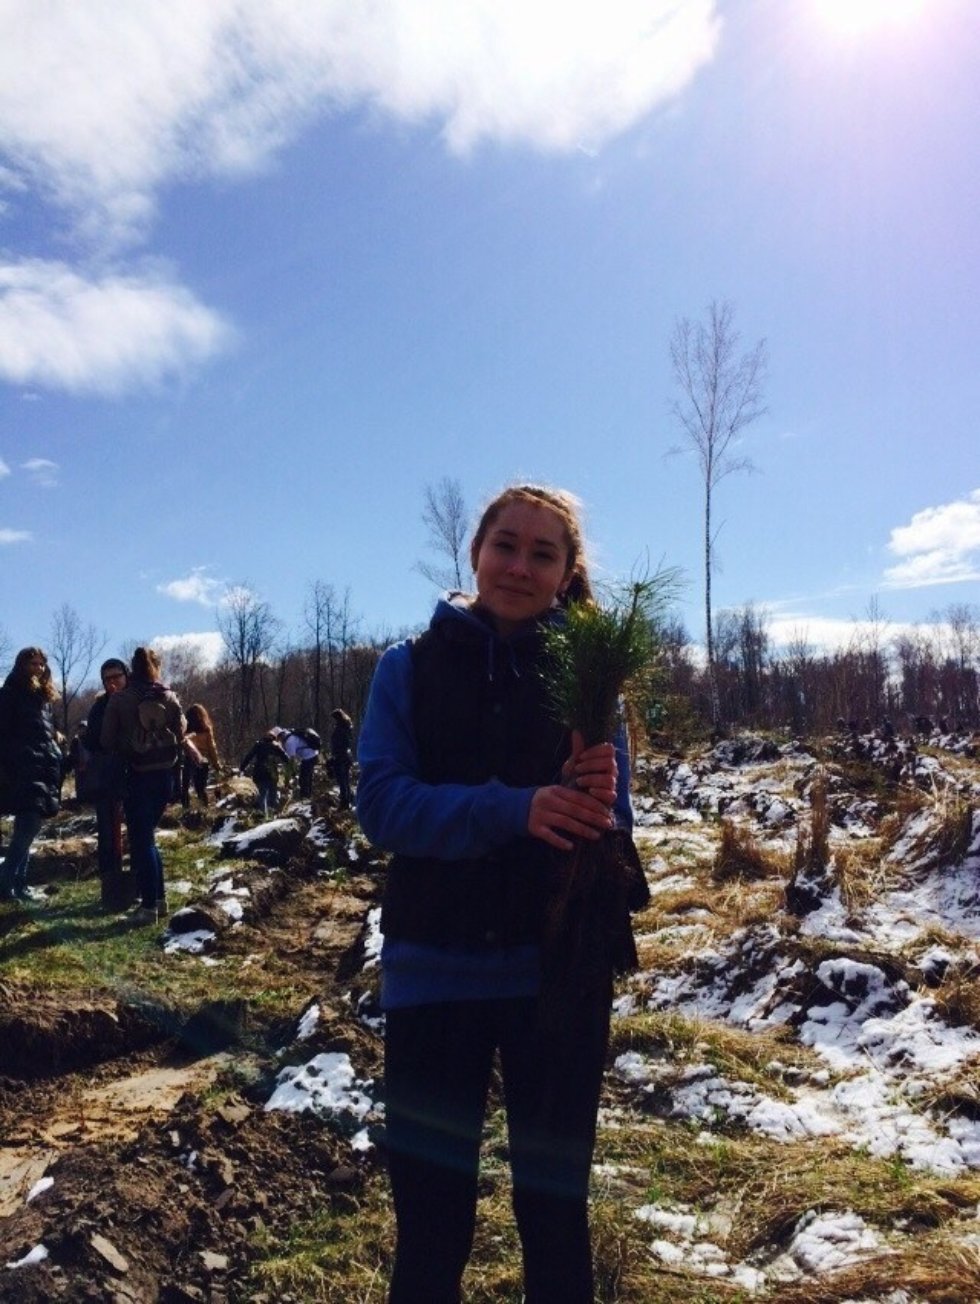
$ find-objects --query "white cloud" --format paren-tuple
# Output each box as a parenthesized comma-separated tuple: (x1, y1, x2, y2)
(21, 457, 59, 488)
(0, 260, 233, 395)
(0, 457, 10, 478)
(883, 489, 980, 589)
(0, 527, 32, 544)
(767, 614, 920, 655)
(0, 2, 718, 395)
(152, 631, 225, 671)
(0, 1, 720, 241)
(157, 568, 229, 606)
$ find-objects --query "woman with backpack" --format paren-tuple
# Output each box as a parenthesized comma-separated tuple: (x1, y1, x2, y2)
(0, 647, 63, 902)
(100, 647, 184, 924)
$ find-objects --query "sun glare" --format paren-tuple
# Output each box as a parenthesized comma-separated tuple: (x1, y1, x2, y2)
(814, 0, 927, 38)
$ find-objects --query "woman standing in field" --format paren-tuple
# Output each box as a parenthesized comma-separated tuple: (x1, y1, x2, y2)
(181, 703, 221, 808)
(357, 484, 642, 1303)
(101, 647, 184, 924)
(0, 647, 63, 902)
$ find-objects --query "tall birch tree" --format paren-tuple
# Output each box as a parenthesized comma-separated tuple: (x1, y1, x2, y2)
(670, 300, 767, 729)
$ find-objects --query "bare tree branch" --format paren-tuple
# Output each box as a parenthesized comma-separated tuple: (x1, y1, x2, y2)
(48, 602, 106, 734)
(416, 476, 471, 592)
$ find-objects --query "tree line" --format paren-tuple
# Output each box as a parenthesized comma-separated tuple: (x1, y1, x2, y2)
(658, 599, 980, 742)
(3, 584, 975, 768)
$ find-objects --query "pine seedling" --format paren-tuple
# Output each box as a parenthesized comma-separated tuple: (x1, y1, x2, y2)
(540, 570, 679, 747)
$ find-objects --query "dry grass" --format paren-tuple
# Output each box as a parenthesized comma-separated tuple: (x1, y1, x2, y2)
(768, 1237, 980, 1304)
(712, 820, 787, 884)
(792, 772, 831, 880)
(831, 840, 888, 912)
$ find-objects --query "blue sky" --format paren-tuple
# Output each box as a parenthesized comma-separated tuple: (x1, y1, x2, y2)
(1, 0, 977, 675)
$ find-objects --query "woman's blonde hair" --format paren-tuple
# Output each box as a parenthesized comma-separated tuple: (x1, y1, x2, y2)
(469, 484, 593, 604)
(131, 646, 162, 682)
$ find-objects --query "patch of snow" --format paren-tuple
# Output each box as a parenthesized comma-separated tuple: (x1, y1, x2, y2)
(362, 907, 382, 969)
(296, 1004, 320, 1041)
(163, 929, 216, 955)
(25, 1175, 53, 1203)
(265, 1052, 375, 1127)
(4, 1244, 49, 1269)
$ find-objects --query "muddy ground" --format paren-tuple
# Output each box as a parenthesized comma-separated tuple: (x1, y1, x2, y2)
(0, 795, 387, 1303)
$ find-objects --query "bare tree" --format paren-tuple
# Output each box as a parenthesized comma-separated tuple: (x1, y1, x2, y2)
(416, 476, 470, 592)
(303, 581, 329, 733)
(48, 602, 106, 734)
(670, 300, 767, 730)
(217, 585, 280, 742)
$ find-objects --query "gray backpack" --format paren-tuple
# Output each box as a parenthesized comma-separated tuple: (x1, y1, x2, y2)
(130, 694, 178, 770)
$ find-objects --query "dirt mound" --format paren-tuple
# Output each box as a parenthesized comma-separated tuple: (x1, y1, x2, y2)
(0, 988, 176, 1083)
(0, 1091, 369, 1301)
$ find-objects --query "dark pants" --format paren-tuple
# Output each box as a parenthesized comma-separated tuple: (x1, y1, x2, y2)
(255, 773, 278, 817)
(181, 762, 209, 807)
(124, 769, 172, 909)
(334, 759, 352, 809)
(384, 988, 611, 1304)
(0, 810, 44, 897)
(298, 757, 315, 799)
(95, 798, 132, 909)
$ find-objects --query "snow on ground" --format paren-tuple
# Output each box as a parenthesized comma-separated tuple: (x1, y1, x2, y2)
(264, 1052, 378, 1148)
(614, 735, 980, 1289)
(633, 1200, 890, 1293)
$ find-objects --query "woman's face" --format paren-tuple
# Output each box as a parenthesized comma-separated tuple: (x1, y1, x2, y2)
(26, 653, 47, 679)
(473, 501, 573, 635)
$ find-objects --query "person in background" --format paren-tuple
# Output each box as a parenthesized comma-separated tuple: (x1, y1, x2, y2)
(181, 702, 222, 808)
(84, 657, 132, 910)
(0, 648, 63, 902)
(329, 708, 354, 810)
(63, 718, 90, 800)
(239, 730, 291, 817)
(101, 647, 184, 924)
(357, 484, 641, 1303)
(281, 726, 320, 800)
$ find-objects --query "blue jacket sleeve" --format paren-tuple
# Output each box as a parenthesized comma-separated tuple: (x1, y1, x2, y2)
(356, 642, 536, 859)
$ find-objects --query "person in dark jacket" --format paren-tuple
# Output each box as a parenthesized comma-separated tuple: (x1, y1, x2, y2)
(357, 484, 638, 1304)
(0, 647, 63, 901)
(239, 731, 290, 816)
(85, 658, 132, 909)
(101, 647, 184, 924)
(329, 709, 354, 809)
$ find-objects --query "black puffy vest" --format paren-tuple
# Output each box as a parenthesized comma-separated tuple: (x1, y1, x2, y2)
(380, 615, 571, 949)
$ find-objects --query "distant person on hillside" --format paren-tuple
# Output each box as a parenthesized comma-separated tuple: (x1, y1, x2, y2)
(281, 726, 321, 800)
(181, 703, 222, 809)
(83, 658, 133, 910)
(101, 647, 184, 925)
(329, 709, 354, 810)
(239, 731, 290, 817)
(0, 647, 63, 902)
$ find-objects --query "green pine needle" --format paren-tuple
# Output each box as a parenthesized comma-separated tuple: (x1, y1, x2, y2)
(540, 570, 681, 746)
